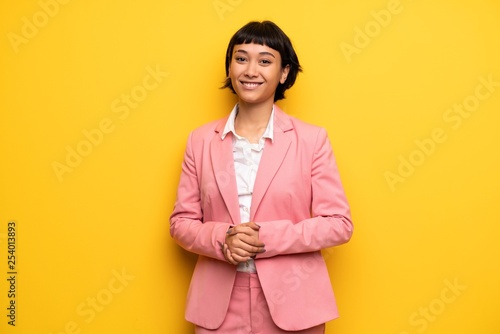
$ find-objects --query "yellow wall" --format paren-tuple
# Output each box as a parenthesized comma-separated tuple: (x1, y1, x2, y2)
(1, 1, 499, 333)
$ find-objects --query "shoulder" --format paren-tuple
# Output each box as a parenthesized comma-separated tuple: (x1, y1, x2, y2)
(274, 106, 328, 141)
(188, 116, 228, 141)
(292, 116, 326, 135)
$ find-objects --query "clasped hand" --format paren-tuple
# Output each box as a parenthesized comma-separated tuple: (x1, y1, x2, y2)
(221, 222, 266, 265)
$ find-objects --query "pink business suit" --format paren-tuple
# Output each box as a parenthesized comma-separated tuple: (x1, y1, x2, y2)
(170, 105, 353, 331)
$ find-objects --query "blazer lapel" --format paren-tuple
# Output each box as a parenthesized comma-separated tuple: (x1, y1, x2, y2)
(211, 118, 241, 225)
(250, 106, 293, 220)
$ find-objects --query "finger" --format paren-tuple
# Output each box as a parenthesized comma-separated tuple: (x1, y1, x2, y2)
(228, 244, 266, 259)
(227, 240, 265, 256)
(233, 233, 265, 248)
(218, 241, 225, 254)
(223, 244, 238, 265)
(247, 246, 266, 255)
(220, 242, 232, 263)
(230, 252, 251, 263)
(233, 223, 260, 234)
(236, 243, 266, 255)
(245, 221, 261, 231)
(227, 236, 265, 253)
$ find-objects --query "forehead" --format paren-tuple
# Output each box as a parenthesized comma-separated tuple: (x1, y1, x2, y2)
(232, 43, 281, 57)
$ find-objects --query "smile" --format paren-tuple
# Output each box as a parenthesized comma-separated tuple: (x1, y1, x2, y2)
(240, 81, 263, 89)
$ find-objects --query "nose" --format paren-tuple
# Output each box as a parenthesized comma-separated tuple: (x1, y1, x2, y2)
(244, 60, 258, 78)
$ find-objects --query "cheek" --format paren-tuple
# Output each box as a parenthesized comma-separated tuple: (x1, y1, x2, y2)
(269, 67, 283, 81)
(228, 65, 240, 80)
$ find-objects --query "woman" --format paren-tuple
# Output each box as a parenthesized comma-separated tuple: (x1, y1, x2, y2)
(170, 20, 353, 333)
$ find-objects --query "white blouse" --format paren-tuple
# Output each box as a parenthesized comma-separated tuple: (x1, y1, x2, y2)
(221, 104, 274, 272)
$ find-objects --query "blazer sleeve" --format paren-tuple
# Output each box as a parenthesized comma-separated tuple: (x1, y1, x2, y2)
(256, 128, 353, 258)
(169, 132, 231, 261)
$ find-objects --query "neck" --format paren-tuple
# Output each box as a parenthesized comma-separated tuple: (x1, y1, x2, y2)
(234, 101, 274, 143)
(236, 100, 273, 127)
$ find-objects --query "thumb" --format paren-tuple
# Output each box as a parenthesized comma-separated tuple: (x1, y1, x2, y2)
(246, 221, 261, 231)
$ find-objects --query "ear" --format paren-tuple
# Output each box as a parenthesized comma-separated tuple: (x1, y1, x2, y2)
(280, 65, 290, 84)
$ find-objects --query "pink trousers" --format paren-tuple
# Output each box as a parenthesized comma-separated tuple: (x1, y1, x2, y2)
(195, 272, 325, 334)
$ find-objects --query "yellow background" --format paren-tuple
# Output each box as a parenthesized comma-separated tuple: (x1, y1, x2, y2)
(1, 0, 499, 333)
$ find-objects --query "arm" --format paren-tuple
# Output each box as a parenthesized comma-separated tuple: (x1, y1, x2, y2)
(169, 132, 230, 261)
(256, 128, 353, 259)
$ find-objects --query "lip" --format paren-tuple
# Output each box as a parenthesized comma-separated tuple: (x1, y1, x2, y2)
(240, 81, 263, 89)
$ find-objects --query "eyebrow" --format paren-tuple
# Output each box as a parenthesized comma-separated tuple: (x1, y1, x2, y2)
(234, 49, 276, 58)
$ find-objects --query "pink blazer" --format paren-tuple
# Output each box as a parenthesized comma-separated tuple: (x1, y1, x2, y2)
(170, 105, 353, 331)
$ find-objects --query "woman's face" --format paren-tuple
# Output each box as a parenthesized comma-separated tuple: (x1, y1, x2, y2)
(229, 43, 289, 107)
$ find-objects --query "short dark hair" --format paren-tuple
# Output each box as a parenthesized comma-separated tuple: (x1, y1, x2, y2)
(222, 20, 302, 102)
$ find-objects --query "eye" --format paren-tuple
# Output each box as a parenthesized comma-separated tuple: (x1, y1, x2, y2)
(259, 59, 272, 65)
(234, 56, 247, 62)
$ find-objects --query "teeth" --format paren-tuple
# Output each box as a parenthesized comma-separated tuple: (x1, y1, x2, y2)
(242, 82, 260, 88)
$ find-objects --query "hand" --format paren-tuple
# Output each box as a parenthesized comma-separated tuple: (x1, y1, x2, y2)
(223, 222, 265, 264)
